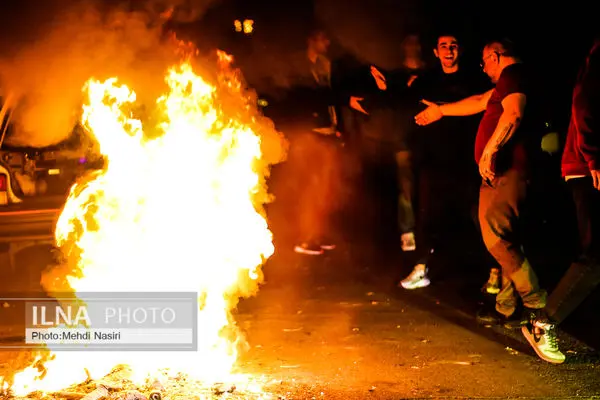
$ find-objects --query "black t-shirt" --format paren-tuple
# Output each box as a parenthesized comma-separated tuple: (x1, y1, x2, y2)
(412, 67, 491, 170)
(358, 66, 423, 111)
(357, 66, 425, 148)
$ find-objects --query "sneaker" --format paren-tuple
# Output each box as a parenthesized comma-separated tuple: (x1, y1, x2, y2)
(401, 232, 416, 252)
(320, 240, 336, 251)
(522, 319, 566, 364)
(482, 268, 501, 294)
(399, 264, 430, 289)
(294, 242, 324, 255)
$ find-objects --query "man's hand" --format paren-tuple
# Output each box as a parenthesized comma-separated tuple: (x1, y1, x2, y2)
(479, 144, 498, 182)
(592, 169, 600, 190)
(370, 66, 387, 90)
(414, 100, 442, 126)
(350, 96, 368, 115)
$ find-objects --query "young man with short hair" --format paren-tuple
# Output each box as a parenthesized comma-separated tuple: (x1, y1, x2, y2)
(398, 33, 490, 289)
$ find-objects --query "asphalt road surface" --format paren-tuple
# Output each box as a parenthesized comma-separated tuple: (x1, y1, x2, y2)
(1, 244, 599, 399)
(239, 284, 600, 399)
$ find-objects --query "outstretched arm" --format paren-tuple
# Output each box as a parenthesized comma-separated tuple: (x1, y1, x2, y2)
(415, 89, 493, 125)
(439, 89, 494, 116)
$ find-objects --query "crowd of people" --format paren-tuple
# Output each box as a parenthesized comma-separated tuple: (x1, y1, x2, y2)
(265, 29, 600, 365)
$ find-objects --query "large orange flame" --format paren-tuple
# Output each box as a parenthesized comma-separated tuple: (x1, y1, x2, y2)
(3, 52, 285, 396)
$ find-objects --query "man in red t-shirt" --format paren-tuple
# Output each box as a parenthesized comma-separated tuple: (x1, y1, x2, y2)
(413, 39, 559, 356)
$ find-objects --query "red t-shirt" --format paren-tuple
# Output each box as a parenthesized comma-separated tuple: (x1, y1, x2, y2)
(474, 63, 529, 172)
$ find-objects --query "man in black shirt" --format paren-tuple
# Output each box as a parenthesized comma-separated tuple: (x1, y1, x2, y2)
(282, 30, 345, 256)
(398, 33, 492, 289)
(350, 34, 427, 254)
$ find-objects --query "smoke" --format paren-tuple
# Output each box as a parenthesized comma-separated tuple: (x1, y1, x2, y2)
(315, 0, 423, 70)
(0, 0, 219, 148)
(0, 0, 426, 146)
(144, 0, 220, 23)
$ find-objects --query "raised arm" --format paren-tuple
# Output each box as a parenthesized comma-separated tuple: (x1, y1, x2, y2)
(415, 89, 493, 125)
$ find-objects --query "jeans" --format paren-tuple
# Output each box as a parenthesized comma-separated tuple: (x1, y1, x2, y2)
(286, 131, 344, 244)
(545, 176, 600, 324)
(357, 107, 414, 238)
(479, 169, 547, 316)
(413, 167, 480, 265)
(395, 150, 415, 235)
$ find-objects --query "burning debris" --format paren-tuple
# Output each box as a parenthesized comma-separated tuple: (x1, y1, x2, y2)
(81, 385, 109, 400)
(0, 8, 286, 399)
(5, 365, 274, 399)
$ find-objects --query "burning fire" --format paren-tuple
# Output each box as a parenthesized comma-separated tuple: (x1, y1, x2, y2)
(3, 50, 285, 396)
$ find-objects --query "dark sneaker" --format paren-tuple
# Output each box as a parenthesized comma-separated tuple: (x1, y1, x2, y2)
(294, 242, 324, 255)
(482, 267, 501, 294)
(476, 307, 527, 329)
(522, 319, 565, 364)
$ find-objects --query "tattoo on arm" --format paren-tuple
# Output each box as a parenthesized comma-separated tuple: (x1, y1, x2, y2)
(493, 117, 519, 148)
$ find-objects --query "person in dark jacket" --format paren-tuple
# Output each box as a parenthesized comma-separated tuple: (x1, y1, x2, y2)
(283, 29, 347, 255)
(523, 39, 600, 364)
(349, 34, 427, 254)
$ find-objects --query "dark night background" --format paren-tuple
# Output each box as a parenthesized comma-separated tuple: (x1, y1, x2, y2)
(0, 0, 597, 132)
(1, 1, 597, 105)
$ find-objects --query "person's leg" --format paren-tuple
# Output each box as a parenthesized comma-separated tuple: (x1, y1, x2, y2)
(520, 177, 600, 364)
(478, 170, 546, 317)
(315, 137, 344, 251)
(545, 177, 600, 324)
(399, 168, 433, 289)
(465, 173, 503, 295)
(487, 173, 565, 364)
(293, 133, 325, 255)
(395, 150, 416, 251)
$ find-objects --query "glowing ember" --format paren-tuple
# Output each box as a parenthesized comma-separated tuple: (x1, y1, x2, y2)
(3, 51, 285, 396)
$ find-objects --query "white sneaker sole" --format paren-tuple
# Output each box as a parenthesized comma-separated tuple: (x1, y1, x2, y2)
(294, 246, 323, 255)
(400, 278, 430, 290)
(521, 326, 566, 364)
